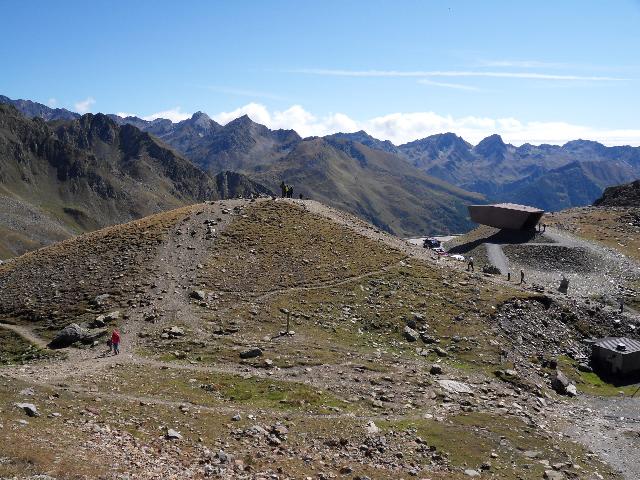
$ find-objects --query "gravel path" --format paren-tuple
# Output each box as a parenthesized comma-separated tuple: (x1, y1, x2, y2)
(562, 394, 640, 480)
(481, 227, 640, 306)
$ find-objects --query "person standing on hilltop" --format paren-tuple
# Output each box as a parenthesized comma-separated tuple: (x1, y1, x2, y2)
(280, 181, 287, 198)
(519, 269, 526, 284)
(111, 329, 121, 355)
(288, 185, 294, 198)
(467, 256, 474, 272)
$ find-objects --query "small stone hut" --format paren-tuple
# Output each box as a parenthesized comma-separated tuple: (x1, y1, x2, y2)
(591, 337, 640, 377)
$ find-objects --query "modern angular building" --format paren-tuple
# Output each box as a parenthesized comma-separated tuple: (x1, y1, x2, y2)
(468, 203, 544, 230)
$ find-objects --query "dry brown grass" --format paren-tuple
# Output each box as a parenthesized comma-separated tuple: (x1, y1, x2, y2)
(0, 205, 198, 333)
(201, 201, 403, 292)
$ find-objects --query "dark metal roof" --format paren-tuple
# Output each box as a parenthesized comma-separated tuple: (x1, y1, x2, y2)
(594, 337, 640, 354)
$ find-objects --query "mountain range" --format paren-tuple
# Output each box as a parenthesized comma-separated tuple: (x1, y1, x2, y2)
(1, 94, 639, 256)
(0, 96, 484, 245)
(106, 105, 640, 212)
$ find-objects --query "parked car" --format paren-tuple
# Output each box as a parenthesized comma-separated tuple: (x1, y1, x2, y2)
(423, 237, 442, 249)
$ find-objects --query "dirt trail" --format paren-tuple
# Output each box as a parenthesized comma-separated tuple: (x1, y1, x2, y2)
(0, 322, 48, 348)
(221, 257, 409, 301)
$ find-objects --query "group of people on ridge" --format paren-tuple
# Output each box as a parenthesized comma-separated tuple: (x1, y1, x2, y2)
(280, 181, 295, 198)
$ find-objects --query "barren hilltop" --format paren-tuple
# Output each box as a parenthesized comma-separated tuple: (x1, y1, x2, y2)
(1, 198, 639, 479)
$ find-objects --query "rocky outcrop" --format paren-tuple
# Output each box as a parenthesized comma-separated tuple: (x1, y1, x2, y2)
(593, 179, 640, 207)
(48, 323, 106, 349)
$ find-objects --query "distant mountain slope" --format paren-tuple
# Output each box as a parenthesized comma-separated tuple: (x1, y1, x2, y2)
(397, 134, 640, 209)
(3, 95, 640, 215)
(594, 179, 640, 207)
(0, 96, 482, 238)
(248, 137, 483, 235)
(0, 95, 79, 121)
(10, 93, 640, 228)
(327, 130, 401, 155)
(0, 105, 270, 258)
(109, 112, 301, 173)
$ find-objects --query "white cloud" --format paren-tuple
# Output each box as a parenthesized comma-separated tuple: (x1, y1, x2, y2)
(418, 79, 481, 91)
(290, 68, 626, 81)
(211, 103, 640, 146)
(142, 107, 191, 123)
(47, 98, 57, 107)
(213, 103, 272, 126)
(212, 103, 359, 137)
(121, 102, 640, 146)
(74, 96, 95, 114)
(476, 59, 570, 69)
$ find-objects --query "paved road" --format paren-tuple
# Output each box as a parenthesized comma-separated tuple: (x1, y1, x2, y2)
(482, 227, 640, 311)
(485, 242, 509, 274)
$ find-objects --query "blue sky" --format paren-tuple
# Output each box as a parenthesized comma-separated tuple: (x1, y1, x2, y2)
(2, 0, 640, 145)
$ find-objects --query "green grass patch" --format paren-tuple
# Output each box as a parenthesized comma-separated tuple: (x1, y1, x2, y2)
(558, 356, 639, 396)
(88, 364, 359, 414)
(379, 411, 612, 479)
(0, 329, 50, 365)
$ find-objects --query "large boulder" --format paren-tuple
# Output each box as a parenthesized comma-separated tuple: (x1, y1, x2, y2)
(403, 326, 419, 342)
(240, 348, 263, 359)
(48, 323, 105, 349)
(15, 402, 39, 417)
(90, 294, 111, 307)
(190, 290, 206, 301)
(92, 311, 120, 327)
(163, 326, 185, 338)
(551, 370, 576, 396)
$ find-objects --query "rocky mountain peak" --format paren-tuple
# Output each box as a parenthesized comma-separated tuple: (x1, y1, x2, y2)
(226, 114, 254, 127)
(473, 134, 507, 158)
(181, 111, 220, 134)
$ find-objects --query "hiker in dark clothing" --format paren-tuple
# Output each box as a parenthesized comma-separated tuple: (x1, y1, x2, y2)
(280, 181, 287, 198)
(519, 269, 526, 284)
(619, 298, 624, 314)
(288, 186, 294, 198)
(467, 257, 474, 272)
(299, 193, 303, 200)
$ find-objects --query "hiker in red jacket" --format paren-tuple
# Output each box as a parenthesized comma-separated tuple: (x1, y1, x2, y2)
(111, 329, 121, 355)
